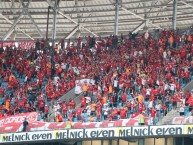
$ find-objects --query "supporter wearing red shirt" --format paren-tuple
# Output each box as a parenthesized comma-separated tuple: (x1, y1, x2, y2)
(80, 97, 86, 108)
(96, 103, 102, 114)
(111, 108, 118, 120)
(172, 93, 178, 109)
(61, 103, 68, 118)
(58, 114, 63, 122)
(120, 108, 127, 119)
(39, 101, 45, 113)
(44, 105, 49, 119)
(76, 107, 82, 120)
(69, 99, 76, 109)
(121, 92, 127, 103)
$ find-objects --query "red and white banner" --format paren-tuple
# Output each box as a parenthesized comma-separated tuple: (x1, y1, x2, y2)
(18, 41, 35, 50)
(0, 42, 15, 48)
(0, 112, 38, 127)
(75, 78, 93, 94)
(0, 112, 151, 133)
(0, 41, 35, 50)
(172, 116, 193, 124)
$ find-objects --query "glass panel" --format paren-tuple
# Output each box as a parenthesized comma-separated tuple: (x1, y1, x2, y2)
(92, 140, 101, 145)
(112, 140, 118, 145)
(129, 140, 138, 145)
(155, 138, 164, 145)
(119, 139, 128, 145)
(103, 140, 109, 145)
(145, 138, 154, 145)
(82, 141, 92, 145)
(167, 138, 173, 145)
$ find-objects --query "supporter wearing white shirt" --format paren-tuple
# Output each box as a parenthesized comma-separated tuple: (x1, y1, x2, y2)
(114, 79, 118, 88)
(74, 67, 80, 76)
(148, 100, 153, 109)
(134, 51, 138, 57)
(163, 51, 167, 59)
(75, 80, 82, 95)
(103, 105, 109, 120)
(142, 78, 146, 86)
(55, 63, 60, 69)
(170, 83, 176, 95)
(170, 83, 175, 90)
(179, 102, 185, 116)
(146, 88, 151, 96)
(156, 80, 159, 86)
(164, 83, 169, 91)
(155, 103, 162, 111)
(79, 54, 83, 60)
(54, 76, 60, 85)
(86, 104, 91, 116)
(54, 104, 61, 117)
(90, 79, 95, 86)
(85, 97, 91, 104)
(139, 51, 143, 56)
(61, 63, 67, 70)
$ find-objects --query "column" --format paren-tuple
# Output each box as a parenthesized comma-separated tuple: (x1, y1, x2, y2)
(52, 0, 57, 46)
(138, 139, 144, 145)
(114, 0, 119, 35)
(172, 0, 177, 30)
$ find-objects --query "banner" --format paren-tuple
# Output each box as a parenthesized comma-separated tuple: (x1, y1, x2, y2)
(18, 41, 35, 50)
(0, 112, 38, 127)
(0, 125, 188, 143)
(1, 42, 15, 48)
(0, 41, 35, 49)
(75, 78, 93, 94)
(0, 116, 151, 133)
(171, 116, 193, 124)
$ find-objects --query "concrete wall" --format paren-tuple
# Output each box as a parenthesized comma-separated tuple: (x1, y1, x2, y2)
(183, 80, 193, 92)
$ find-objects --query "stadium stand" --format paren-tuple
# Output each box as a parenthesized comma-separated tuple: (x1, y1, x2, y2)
(0, 29, 193, 126)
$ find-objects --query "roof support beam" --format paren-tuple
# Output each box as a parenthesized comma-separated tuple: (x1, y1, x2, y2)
(0, 1, 156, 11)
(2, 13, 23, 40)
(58, 12, 98, 37)
(47, 0, 98, 37)
(21, 0, 44, 38)
(0, 13, 34, 40)
(27, 13, 44, 38)
(20, 0, 44, 38)
(121, 6, 162, 30)
(132, 21, 146, 34)
(65, 25, 79, 39)
(172, 0, 177, 30)
(180, 0, 193, 9)
(0, 0, 34, 40)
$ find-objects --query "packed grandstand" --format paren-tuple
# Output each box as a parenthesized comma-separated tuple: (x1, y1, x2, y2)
(0, 28, 193, 129)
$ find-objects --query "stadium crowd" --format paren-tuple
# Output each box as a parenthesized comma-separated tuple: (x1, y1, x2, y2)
(0, 29, 193, 125)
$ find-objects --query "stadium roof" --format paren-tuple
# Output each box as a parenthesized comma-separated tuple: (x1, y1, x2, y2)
(0, 0, 193, 40)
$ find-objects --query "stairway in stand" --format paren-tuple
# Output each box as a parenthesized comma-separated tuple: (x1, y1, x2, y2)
(157, 109, 179, 125)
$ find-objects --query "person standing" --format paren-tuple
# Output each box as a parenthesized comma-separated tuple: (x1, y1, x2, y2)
(138, 112, 145, 125)
(23, 118, 29, 132)
(65, 119, 72, 129)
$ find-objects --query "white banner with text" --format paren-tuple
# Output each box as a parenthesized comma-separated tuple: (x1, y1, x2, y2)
(1, 125, 193, 143)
